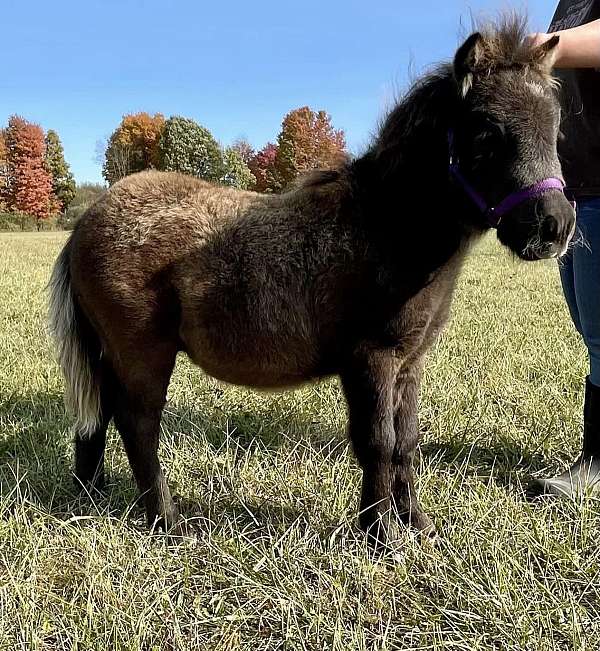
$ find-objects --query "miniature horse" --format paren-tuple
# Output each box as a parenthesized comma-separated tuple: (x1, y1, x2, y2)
(49, 18, 574, 549)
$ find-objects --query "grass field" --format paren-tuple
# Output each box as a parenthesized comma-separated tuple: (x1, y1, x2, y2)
(0, 231, 598, 650)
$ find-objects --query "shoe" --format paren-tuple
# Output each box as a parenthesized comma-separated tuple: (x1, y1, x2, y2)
(534, 377, 600, 498)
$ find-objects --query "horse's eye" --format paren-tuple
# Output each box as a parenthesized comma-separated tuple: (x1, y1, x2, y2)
(483, 118, 506, 139)
(469, 115, 506, 144)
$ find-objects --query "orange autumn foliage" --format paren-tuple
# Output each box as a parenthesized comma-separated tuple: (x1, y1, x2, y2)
(272, 107, 347, 191)
(4, 116, 53, 221)
(103, 112, 165, 184)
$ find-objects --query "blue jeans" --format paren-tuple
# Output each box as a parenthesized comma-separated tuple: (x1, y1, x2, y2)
(560, 198, 600, 387)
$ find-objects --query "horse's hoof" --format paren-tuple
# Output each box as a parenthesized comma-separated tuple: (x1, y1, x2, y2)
(363, 518, 400, 553)
(410, 511, 439, 544)
(149, 512, 196, 542)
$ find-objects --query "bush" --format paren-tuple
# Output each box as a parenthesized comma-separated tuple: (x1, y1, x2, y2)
(158, 116, 223, 181)
(55, 183, 106, 230)
(0, 211, 60, 231)
(220, 148, 256, 190)
(0, 211, 38, 231)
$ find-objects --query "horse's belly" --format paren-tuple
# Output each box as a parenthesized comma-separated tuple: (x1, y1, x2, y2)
(182, 326, 324, 390)
(194, 360, 310, 390)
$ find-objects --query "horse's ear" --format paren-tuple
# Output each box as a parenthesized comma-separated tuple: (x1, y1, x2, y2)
(530, 34, 560, 70)
(454, 32, 484, 98)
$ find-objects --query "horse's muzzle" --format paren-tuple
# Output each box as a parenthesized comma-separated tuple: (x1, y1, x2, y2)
(522, 204, 577, 260)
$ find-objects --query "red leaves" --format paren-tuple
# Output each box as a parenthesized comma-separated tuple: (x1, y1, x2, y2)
(248, 143, 278, 192)
(4, 116, 53, 222)
(0, 130, 8, 208)
(248, 107, 347, 193)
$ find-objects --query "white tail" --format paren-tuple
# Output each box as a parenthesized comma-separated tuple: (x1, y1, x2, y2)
(48, 241, 101, 436)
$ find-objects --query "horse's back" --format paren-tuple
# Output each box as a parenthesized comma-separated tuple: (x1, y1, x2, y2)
(66, 170, 349, 387)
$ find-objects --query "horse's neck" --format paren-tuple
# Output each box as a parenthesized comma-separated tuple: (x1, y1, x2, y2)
(348, 130, 482, 290)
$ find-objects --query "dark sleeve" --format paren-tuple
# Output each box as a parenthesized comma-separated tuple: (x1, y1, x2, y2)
(549, 0, 598, 32)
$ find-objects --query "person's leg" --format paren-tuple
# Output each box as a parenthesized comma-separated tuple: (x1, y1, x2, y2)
(537, 198, 600, 496)
(572, 199, 600, 390)
(558, 233, 581, 337)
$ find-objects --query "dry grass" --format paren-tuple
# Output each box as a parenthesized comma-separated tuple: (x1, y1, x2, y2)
(0, 232, 598, 650)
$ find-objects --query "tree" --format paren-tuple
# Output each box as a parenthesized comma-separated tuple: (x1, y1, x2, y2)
(0, 130, 8, 209)
(158, 116, 222, 181)
(71, 182, 106, 208)
(248, 142, 278, 192)
(220, 147, 255, 190)
(4, 116, 54, 225)
(103, 140, 134, 185)
(103, 112, 165, 184)
(272, 107, 347, 191)
(61, 182, 107, 228)
(230, 138, 255, 165)
(44, 130, 76, 211)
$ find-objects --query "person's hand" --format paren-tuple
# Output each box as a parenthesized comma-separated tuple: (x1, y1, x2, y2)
(526, 32, 558, 49)
(526, 20, 600, 69)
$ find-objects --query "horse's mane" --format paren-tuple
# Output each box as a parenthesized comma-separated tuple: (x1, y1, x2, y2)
(368, 13, 558, 172)
(295, 14, 556, 192)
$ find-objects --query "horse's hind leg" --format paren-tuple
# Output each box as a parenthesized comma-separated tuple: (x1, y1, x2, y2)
(111, 342, 179, 531)
(73, 363, 114, 491)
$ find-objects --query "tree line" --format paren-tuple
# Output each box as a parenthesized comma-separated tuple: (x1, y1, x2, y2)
(0, 106, 347, 229)
(102, 107, 347, 193)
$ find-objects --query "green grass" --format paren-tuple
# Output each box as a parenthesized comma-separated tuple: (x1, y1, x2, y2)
(0, 231, 598, 650)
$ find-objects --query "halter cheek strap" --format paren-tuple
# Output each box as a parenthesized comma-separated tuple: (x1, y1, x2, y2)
(448, 129, 573, 228)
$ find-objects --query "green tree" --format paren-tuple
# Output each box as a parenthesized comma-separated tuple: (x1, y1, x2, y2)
(44, 130, 76, 211)
(220, 147, 255, 190)
(230, 138, 255, 165)
(158, 116, 222, 181)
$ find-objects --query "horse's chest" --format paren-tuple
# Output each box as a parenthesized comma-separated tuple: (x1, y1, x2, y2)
(385, 267, 459, 360)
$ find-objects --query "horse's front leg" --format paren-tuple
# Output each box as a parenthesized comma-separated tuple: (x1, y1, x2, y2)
(342, 351, 433, 549)
(391, 360, 436, 537)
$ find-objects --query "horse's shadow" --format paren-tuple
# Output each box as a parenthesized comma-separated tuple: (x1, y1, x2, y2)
(0, 388, 347, 529)
(1, 390, 552, 533)
(0, 391, 137, 521)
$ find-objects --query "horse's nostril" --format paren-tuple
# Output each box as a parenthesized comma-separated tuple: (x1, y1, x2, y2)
(541, 215, 559, 241)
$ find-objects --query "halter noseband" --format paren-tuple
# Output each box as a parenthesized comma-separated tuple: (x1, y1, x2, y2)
(448, 129, 572, 229)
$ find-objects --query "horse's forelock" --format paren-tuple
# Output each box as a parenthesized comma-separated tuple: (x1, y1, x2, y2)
(471, 13, 557, 81)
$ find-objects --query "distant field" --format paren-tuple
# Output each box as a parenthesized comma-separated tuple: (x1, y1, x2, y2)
(0, 231, 597, 650)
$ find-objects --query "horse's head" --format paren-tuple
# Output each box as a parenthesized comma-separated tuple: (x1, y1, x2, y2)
(452, 20, 575, 260)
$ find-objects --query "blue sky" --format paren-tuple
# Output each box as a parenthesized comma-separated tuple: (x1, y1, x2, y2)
(1, 0, 555, 184)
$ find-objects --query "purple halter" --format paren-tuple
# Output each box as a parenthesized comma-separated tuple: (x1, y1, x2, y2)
(448, 130, 571, 228)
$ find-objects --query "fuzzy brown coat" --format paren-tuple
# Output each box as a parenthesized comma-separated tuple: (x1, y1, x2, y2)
(49, 18, 574, 548)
